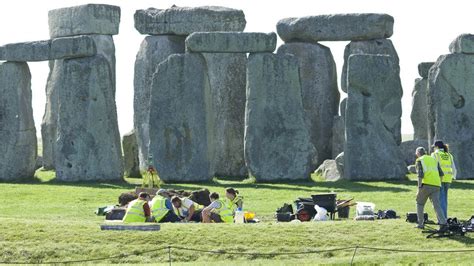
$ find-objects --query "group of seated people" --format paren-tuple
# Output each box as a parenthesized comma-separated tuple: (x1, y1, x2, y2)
(122, 187, 243, 223)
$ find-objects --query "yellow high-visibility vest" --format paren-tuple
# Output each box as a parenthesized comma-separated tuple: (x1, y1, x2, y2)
(213, 199, 234, 223)
(417, 155, 441, 187)
(227, 195, 244, 213)
(432, 150, 454, 183)
(123, 199, 147, 223)
(149, 195, 169, 222)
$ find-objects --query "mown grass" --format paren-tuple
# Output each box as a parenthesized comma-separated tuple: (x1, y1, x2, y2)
(0, 170, 473, 265)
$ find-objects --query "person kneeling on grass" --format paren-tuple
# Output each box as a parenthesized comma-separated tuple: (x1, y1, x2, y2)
(171, 196, 202, 222)
(225, 187, 243, 214)
(149, 189, 181, 223)
(202, 192, 234, 223)
(123, 192, 153, 223)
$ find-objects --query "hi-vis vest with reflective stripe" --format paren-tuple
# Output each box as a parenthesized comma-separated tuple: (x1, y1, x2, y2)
(432, 150, 454, 183)
(123, 199, 147, 223)
(214, 199, 234, 223)
(227, 195, 243, 213)
(150, 195, 169, 222)
(416, 155, 441, 187)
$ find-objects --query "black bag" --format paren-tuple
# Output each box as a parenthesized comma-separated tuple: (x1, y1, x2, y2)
(276, 203, 293, 214)
(406, 212, 428, 223)
(105, 208, 126, 220)
(276, 212, 294, 222)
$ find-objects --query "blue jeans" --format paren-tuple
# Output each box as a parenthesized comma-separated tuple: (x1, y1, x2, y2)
(439, 183, 450, 218)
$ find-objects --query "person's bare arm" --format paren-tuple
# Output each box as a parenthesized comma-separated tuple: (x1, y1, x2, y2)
(185, 205, 195, 221)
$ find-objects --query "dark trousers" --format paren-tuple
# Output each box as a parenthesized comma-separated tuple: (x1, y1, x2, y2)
(159, 211, 181, 223)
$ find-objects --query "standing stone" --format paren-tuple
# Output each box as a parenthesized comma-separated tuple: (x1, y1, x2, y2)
(449, 34, 474, 54)
(314, 160, 341, 181)
(345, 54, 406, 180)
(428, 53, 474, 179)
(202, 53, 247, 177)
(41, 60, 58, 170)
(0, 62, 37, 180)
(149, 54, 213, 182)
(134, 6, 246, 35)
(418, 62, 434, 78)
(399, 139, 429, 166)
(341, 39, 402, 145)
(411, 78, 429, 140)
(48, 4, 121, 38)
(277, 42, 339, 169)
(245, 53, 317, 181)
(340, 98, 347, 119)
(332, 116, 345, 158)
(134, 35, 185, 170)
(54, 54, 123, 181)
(276, 14, 394, 42)
(186, 32, 276, 53)
(122, 130, 141, 178)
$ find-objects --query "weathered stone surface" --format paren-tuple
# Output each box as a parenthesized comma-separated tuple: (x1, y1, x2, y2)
(203, 53, 247, 177)
(35, 156, 43, 170)
(340, 98, 347, 119)
(428, 53, 474, 179)
(54, 55, 123, 181)
(41, 60, 58, 170)
(345, 54, 406, 180)
(277, 13, 393, 43)
(245, 53, 317, 181)
(411, 78, 429, 140)
(314, 160, 341, 181)
(332, 116, 345, 158)
(149, 54, 213, 182)
(186, 32, 276, 53)
(418, 62, 434, 78)
(449, 34, 474, 54)
(399, 139, 428, 166)
(134, 6, 246, 35)
(342, 39, 402, 145)
(0, 36, 96, 62)
(48, 4, 120, 38)
(134, 35, 185, 170)
(277, 42, 339, 169)
(0, 62, 37, 180)
(122, 130, 141, 178)
(335, 152, 344, 178)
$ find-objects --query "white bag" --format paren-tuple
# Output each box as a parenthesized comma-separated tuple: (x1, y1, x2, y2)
(313, 205, 328, 221)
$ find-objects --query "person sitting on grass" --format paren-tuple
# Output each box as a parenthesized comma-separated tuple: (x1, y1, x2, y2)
(171, 196, 202, 222)
(122, 192, 153, 223)
(202, 192, 234, 223)
(149, 189, 180, 223)
(225, 187, 243, 214)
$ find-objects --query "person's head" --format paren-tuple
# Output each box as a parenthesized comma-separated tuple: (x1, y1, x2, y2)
(209, 192, 219, 202)
(416, 147, 426, 158)
(171, 196, 182, 208)
(225, 187, 239, 200)
(138, 192, 150, 201)
(434, 140, 445, 151)
(157, 189, 169, 198)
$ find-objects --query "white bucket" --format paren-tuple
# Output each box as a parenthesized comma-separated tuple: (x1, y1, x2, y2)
(234, 210, 245, 223)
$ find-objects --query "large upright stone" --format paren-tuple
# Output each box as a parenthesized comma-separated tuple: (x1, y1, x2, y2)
(332, 116, 345, 158)
(341, 39, 402, 145)
(134, 6, 246, 35)
(134, 35, 185, 170)
(345, 54, 406, 180)
(186, 32, 276, 53)
(41, 60, 58, 170)
(245, 53, 317, 181)
(0, 36, 96, 62)
(276, 14, 393, 43)
(48, 4, 120, 38)
(54, 55, 123, 181)
(277, 42, 339, 168)
(149, 54, 213, 182)
(203, 53, 247, 177)
(449, 34, 474, 54)
(428, 53, 474, 179)
(411, 78, 429, 140)
(418, 62, 434, 78)
(400, 139, 429, 166)
(122, 130, 141, 178)
(0, 62, 37, 180)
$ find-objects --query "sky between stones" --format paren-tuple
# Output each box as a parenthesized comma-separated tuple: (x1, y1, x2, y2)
(0, 0, 470, 137)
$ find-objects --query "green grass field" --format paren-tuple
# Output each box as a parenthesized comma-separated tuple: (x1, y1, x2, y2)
(0, 171, 473, 265)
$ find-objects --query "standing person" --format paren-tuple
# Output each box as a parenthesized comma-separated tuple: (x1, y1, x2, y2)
(431, 140, 456, 218)
(414, 147, 447, 231)
(225, 187, 243, 213)
(171, 196, 202, 222)
(149, 189, 180, 223)
(202, 192, 234, 223)
(123, 192, 153, 223)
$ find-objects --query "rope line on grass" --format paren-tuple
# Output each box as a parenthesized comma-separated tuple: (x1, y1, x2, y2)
(2, 245, 474, 264)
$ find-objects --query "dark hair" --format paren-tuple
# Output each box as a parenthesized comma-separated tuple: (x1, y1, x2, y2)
(209, 192, 219, 200)
(138, 192, 149, 199)
(171, 196, 181, 203)
(444, 144, 449, 153)
(226, 187, 239, 196)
